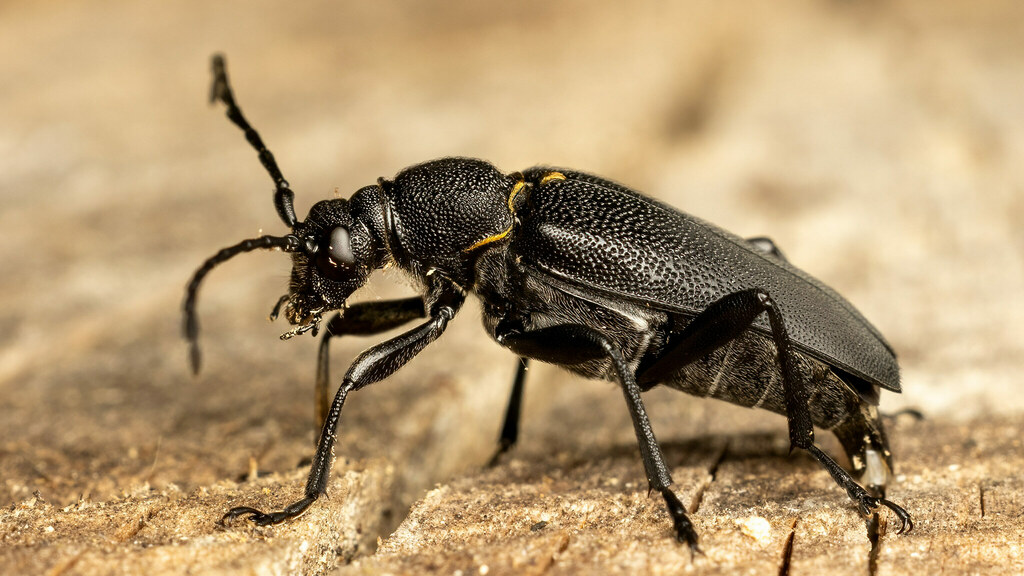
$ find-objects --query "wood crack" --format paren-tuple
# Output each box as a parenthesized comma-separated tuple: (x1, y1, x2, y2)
(777, 518, 797, 576)
(979, 483, 986, 518)
(867, 513, 884, 576)
(688, 441, 728, 514)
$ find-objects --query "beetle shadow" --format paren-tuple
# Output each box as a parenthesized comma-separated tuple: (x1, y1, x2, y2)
(570, 429, 833, 476)
(644, 431, 796, 466)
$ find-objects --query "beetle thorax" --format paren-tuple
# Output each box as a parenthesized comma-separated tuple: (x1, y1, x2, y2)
(381, 157, 518, 286)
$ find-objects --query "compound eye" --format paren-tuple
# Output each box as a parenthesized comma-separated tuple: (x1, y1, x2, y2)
(315, 226, 357, 281)
(327, 226, 356, 267)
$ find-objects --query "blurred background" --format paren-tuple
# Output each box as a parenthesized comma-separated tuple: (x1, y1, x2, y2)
(1, 0, 1022, 548)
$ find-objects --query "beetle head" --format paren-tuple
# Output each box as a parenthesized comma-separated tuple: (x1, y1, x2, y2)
(183, 195, 386, 375)
(183, 55, 386, 374)
(280, 198, 383, 331)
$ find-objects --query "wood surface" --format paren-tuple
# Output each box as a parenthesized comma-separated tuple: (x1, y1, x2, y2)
(2, 1, 1022, 574)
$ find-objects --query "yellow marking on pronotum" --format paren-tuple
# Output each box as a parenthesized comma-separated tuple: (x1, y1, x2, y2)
(540, 171, 566, 185)
(464, 174, 528, 250)
(464, 176, 525, 253)
(507, 179, 526, 211)
(464, 222, 513, 252)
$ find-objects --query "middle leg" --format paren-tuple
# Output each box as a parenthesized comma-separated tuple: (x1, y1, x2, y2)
(487, 358, 530, 467)
(498, 323, 700, 549)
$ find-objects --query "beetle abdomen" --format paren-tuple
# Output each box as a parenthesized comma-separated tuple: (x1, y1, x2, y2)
(661, 330, 864, 431)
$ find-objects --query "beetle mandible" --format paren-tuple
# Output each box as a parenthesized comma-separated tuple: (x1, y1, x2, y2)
(184, 55, 912, 549)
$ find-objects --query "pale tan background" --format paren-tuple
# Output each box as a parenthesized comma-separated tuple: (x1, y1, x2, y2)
(1, 1, 1022, 574)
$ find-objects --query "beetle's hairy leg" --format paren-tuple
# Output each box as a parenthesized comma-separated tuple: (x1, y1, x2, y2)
(315, 298, 426, 430)
(222, 380, 354, 526)
(756, 290, 913, 535)
(638, 289, 784, 388)
(221, 285, 461, 527)
(314, 313, 340, 436)
(497, 324, 700, 551)
(637, 288, 912, 535)
(803, 445, 913, 534)
(486, 358, 529, 467)
(612, 340, 701, 553)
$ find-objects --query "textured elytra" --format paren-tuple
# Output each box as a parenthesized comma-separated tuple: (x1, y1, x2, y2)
(513, 167, 899, 393)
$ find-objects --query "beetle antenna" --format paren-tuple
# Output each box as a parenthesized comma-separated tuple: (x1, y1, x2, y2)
(209, 54, 299, 228)
(183, 234, 301, 375)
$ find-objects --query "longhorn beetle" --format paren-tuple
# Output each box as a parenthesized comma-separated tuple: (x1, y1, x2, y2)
(184, 55, 912, 549)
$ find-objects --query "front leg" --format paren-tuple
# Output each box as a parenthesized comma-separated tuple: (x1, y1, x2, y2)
(497, 324, 700, 550)
(222, 281, 464, 526)
(315, 298, 426, 429)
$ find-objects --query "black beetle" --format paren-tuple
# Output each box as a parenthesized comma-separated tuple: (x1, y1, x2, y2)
(184, 56, 911, 549)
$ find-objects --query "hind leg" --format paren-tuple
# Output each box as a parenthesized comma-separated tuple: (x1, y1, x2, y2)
(641, 288, 911, 533)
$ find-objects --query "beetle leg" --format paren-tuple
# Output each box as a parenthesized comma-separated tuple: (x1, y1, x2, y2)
(486, 358, 529, 467)
(882, 407, 925, 422)
(803, 445, 912, 533)
(639, 288, 912, 534)
(755, 291, 912, 534)
(222, 284, 462, 527)
(314, 297, 426, 429)
(745, 236, 787, 261)
(498, 324, 700, 551)
(638, 289, 791, 388)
